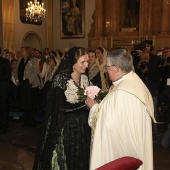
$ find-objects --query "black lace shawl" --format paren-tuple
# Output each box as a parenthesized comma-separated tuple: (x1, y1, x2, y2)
(33, 47, 91, 170)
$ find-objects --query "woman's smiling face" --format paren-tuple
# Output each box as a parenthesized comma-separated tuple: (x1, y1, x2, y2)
(73, 54, 89, 74)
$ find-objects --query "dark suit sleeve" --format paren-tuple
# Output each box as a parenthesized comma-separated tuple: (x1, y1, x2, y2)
(0, 58, 11, 81)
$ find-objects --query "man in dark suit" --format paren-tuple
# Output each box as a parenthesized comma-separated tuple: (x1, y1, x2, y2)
(0, 47, 11, 133)
(157, 48, 170, 147)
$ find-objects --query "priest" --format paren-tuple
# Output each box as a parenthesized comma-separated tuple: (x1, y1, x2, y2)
(85, 48, 156, 170)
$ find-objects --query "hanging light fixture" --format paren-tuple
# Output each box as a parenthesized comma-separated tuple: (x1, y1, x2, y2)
(25, 0, 46, 22)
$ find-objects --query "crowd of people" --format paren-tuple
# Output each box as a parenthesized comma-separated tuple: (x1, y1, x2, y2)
(0, 40, 169, 169)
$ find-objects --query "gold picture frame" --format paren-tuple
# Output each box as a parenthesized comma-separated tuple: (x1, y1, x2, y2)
(61, 0, 85, 39)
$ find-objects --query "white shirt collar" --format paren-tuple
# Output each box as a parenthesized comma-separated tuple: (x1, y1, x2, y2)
(112, 71, 131, 86)
(112, 77, 123, 86)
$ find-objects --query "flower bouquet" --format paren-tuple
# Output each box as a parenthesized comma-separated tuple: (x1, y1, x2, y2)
(77, 86, 108, 102)
(65, 78, 107, 104)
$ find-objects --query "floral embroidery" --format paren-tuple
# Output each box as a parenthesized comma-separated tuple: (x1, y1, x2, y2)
(64, 74, 89, 104)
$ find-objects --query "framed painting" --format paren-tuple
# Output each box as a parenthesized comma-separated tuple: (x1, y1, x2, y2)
(61, 0, 85, 39)
(119, 0, 140, 32)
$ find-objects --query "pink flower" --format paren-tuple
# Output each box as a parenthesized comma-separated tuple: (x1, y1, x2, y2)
(84, 86, 101, 99)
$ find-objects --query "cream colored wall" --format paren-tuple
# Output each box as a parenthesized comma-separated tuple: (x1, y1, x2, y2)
(2, 0, 170, 52)
(1, 0, 95, 52)
(52, 0, 95, 51)
(14, 0, 48, 52)
(2, 0, 15, 51)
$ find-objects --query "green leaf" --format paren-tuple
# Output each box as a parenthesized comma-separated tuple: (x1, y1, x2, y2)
(77, 87, 86, 102)
(95, 90, 108, 100)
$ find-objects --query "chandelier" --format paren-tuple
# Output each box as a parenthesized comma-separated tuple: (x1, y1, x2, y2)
(25, 0, 46, 22)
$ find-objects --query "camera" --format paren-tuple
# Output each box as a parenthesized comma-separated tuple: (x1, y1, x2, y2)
(130, 50, 140, 58)
(133, 43, 144, 51)
(140, 61, 148, 70)
(157, 102, 170, 122)
(133, 40, 154, 52)
(160, 102, 168, 113)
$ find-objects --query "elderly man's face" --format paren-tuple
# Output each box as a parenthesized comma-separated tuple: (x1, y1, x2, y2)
(105, 60, 117, 82)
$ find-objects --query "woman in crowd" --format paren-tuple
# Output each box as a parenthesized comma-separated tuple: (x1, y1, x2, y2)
(9, 59, 22, 120)
(38, 55, 59, 122)
(40, 55, 58, 88)
(4, 51, 11, 61)
(95, 47, 111, 91)
(88, 50, 101, 88)
(33, 46, 91, 170)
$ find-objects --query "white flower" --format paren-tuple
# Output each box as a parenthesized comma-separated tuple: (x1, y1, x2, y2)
(64, 75, 89, 104)
(65, 79, 79, 103)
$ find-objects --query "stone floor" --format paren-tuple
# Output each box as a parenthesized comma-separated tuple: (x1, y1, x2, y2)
(0, 119, 170, 170)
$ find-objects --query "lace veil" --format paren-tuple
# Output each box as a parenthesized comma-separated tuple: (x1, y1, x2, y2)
(33, 46, 90, 170)
(53, 46, 87, 79)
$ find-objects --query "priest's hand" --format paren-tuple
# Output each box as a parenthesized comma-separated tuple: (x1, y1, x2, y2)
(85, 97, 98, 109)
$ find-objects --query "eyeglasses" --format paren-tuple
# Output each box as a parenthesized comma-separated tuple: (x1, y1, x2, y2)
(104, 65, 116, 72)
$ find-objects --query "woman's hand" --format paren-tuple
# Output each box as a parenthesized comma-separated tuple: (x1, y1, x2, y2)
(85, 97, 98, 109)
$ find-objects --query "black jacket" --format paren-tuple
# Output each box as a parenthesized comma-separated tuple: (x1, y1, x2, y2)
(0, 56, 11, 97)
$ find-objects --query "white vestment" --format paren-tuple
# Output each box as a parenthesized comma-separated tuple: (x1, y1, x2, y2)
(89, 71, 156, 170)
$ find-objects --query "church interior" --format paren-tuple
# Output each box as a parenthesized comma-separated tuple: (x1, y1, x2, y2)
(0, 0, 170, 170)
(1, 0, 170, 52)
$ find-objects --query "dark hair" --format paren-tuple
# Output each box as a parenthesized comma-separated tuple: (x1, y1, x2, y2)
(48, 55, 57, 65)
(133, 40, 154, 51)
(88, 50, 95, 53)
(54, 46, 87, 78)
(51, 51, 57, 57)
(66, 46, 87, 63)
(88, 50, 96, 58)
(36, 50, 42, 56)
(157, 49, 163, 53)
(96, 47, 104, 54)
(44, 47, 49, 51)
(11, 58, 18, 65)
(56, 49, 63, 57)
(142, 40, 154, 51)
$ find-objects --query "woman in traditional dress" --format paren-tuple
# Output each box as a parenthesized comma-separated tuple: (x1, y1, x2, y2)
(33, 46, 91, 170)
(37, 55, 59, 122)
(88, 50, 101, 88)
(40, 55, 59, 88)
(95, 47, 111, 92)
